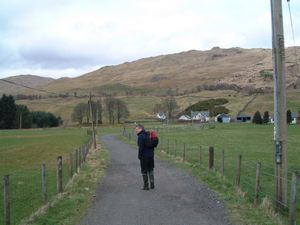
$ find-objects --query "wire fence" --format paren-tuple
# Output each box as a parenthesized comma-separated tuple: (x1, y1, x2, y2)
(123, 125, 299, 225)
(1, 136, 93, 225)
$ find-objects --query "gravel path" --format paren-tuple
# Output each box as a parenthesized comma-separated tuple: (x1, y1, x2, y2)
(79, 135, 231, 225)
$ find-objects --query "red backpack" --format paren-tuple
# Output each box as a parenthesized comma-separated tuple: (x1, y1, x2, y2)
(145, 131, 159, 148)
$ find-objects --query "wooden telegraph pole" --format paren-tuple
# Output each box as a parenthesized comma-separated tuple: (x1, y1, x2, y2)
(270, 0, 288, 209)
(89, 92, 97, 149)
(19, 112, 22, 129)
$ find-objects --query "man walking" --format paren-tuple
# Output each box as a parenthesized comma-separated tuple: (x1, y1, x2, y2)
(135, 124, 155, 190)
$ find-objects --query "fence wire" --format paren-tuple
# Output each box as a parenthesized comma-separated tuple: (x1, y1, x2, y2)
(1, 135, 93, 225)
(123, 124, 300, 224)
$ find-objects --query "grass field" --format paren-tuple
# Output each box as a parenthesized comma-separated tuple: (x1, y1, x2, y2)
(1, 123, 299, 225)
(17, 89, 300, 126)
(123, 122, 300, 224)
(0, 128, 91, 225)
(25, 141, 109, 225)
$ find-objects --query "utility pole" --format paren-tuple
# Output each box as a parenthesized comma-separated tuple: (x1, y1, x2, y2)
(89, 92, 97, 149)
(96, 100, 99, 128)
(270, 0, 288, 209)
(19, 112, 22, 129)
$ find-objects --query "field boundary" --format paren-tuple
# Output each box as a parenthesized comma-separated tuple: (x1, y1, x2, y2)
(123, 125, 299, 225)
(1, 134, 94, 225)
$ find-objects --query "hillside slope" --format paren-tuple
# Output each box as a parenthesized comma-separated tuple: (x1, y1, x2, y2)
(2, 47, 300, 123)
(2, 47, 299, 96)
(41, 47, 300, 95)
(0, 75, 54, 95)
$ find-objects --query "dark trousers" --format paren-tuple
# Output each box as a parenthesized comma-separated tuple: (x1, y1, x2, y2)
(140, 157, 154, 174)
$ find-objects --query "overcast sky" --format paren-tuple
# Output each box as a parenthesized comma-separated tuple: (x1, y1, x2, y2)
(0, 0, 299, 79)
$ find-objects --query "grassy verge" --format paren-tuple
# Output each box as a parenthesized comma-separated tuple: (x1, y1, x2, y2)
(156, 151, 284, 225)
(120, 123, 296, 225)
(22, 141, 109, 225)
(0, 128, 91, 225)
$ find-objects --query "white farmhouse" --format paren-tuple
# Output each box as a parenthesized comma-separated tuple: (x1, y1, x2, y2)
(178, 115, 191, 121)
(191, 111, 210, 122)
(155, 112, 166, 120)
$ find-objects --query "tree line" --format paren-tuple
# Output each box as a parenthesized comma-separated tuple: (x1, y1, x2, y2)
(252, 110, 295, 124)
(152, 97, 230, 121)
(71, 96, 129, 125)
(0, 94, 62, 129)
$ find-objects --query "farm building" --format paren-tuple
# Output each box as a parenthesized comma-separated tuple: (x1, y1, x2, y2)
(215, 113, 231, 123)
(236, 114, 251, 122)
(178, 115, 191, 121)
(270, 112, 298, 124)
(291, 112, 299, 124)
(155, 112, 166, 120)
(191, 111, 210, 122)
(270, 116, 274, 124)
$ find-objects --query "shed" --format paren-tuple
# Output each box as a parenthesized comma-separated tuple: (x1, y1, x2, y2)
(236, 114, 251, 122)
(215, 113, 231, 123)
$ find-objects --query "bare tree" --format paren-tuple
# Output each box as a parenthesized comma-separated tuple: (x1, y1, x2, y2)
(115, 99, 129, 124)
(97, 99, 103, 124)
(153, 103, 165, 114)
(162, 96, 178, 122)
(104, 97, 115, 124)
(104, 97, 129, 124)
(71, 103, 88, 124)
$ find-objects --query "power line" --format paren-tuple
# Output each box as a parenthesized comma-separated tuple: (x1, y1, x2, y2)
(286, 0, 299, 77)
(0, 78, 94, 99)
(0, 78, 58, 95)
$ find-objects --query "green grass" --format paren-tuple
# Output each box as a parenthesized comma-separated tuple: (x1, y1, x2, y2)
(0, 128, 91, 225)
(123, 122, 300, 224)
(24, 143, 109, 225)
(156, 152, 283, 225)
(17, 89, 300, 125)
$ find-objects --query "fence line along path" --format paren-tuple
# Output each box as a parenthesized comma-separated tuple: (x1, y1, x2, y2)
(79, 135, 230, 225)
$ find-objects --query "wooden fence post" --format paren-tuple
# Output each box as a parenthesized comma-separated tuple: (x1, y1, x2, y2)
(75, 150, 78, 174)
(221, 150, 225, 176)
(85, 143, 89, 156)
(3, 175, 10, 225)
(183, 143, 186, 162)
(236, 155, 242, 187)
(289, 172, 299, 225)
(209, 146, 214, 170)
(42, 162, 47, 203)
(82, 148, 85, 163)
(174, 140, 176, 157)
(81, 147, 85, 163)
(199, 146, 202, 165)
(70, 153, 74, 178)
(79, 148, 82, 168)
(57, 156, 63, 193)
(167, 139, 170, 154)
(85, 147, 87, 161)
(254, 162, 261, 205)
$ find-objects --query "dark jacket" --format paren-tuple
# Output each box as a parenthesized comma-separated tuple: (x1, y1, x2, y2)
(137, 130, 154, 159)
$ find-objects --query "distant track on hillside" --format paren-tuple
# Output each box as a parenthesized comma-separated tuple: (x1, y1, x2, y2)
(237, 93, 258, 116)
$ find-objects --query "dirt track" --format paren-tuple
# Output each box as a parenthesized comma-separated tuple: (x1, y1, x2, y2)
(79, 135, 230, 225)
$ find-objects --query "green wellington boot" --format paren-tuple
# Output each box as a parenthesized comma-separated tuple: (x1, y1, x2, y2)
(142, 173, 149, 190)
(149, 170, 155, 189)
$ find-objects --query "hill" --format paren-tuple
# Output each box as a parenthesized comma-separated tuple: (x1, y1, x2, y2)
(2, 47, 300, 96)
(0, 75, 54, 96)
(2, 47, 300, 123)
(40, 46, 300, 96)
